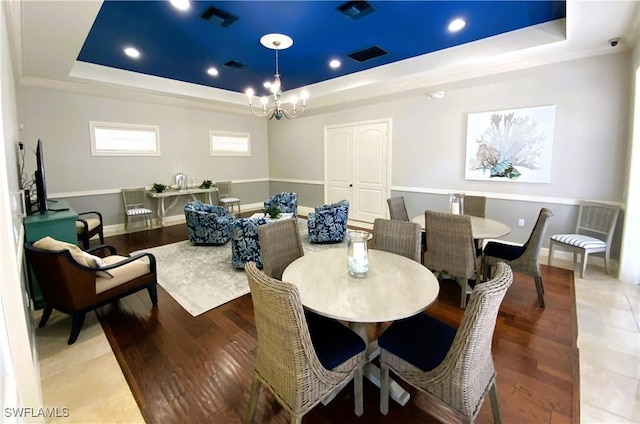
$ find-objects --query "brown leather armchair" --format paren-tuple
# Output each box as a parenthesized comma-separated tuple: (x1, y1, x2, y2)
(25, 237, 158, 344)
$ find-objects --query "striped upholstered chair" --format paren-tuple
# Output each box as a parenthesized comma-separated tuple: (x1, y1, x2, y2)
(122, 187, 153, 233)
(379, 262, 513, 423)
(547, 202, 620, 278)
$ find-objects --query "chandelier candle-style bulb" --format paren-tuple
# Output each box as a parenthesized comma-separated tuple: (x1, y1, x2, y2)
(246, 33, 308, 120)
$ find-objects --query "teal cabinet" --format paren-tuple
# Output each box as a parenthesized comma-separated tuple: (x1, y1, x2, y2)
(23, 200, 78, 308)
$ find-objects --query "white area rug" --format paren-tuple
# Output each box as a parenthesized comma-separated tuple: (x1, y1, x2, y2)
(134, 219, 346, 317)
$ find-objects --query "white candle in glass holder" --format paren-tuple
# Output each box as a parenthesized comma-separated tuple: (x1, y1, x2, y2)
(451, 202, 460, 215)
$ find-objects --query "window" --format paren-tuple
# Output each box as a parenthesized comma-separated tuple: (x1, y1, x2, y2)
(210, 131, 250, 156)
(90, 121, 160, 156)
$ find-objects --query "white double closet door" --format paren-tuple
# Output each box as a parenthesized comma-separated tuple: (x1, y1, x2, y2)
(324, 119, 391, 223)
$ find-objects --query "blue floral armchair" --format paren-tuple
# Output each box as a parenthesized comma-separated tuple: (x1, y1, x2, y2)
(230, 217, 269, 269)
(263, 192, 298, 219)
(184, 201, 235, 245)
(307, 200, 350, 243)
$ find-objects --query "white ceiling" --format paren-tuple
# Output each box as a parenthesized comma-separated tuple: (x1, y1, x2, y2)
(6, 1, 640, 115)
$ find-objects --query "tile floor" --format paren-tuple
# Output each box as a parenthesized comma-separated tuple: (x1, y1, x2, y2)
(34, 251, 640, 423)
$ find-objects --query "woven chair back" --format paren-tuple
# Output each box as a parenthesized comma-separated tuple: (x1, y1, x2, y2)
(463, 196, 486, 218)
(371, 218, 421, 262)
(245, 262, 332, 412)
(432, 262, 513, 416)
(423, 210, 477, 278)
(122, 187, 147, 210)
(259, 219, 304, 280)
(387, 197, 410, 222)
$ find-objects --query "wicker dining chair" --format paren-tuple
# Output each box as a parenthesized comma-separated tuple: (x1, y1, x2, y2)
(244, 262, 365, 423)
(371, 218, 422, 262)
(379, 262, 514, 423)
(386, 196, 410, 221)
(423, 210, 481, 309)
(463, 196, 486, 218)
(483, 208, 553, 307)
(258, 219, 304, 280)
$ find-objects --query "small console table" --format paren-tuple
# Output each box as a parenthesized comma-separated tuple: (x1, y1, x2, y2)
(23, 199, 78, 308)
(147, 187, 219, 227)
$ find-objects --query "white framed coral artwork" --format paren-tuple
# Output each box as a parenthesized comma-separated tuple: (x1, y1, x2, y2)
(465, 105, 556, 183)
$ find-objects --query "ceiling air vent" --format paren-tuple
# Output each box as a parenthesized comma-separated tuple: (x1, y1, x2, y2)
(223, 60, 247, 70)
(200, 6, 238, 28)
(337, 1, 376, 19)
(348, 46, 388, 63)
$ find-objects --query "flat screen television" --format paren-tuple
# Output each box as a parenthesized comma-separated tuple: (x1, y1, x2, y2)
(34, 139, 48, 214)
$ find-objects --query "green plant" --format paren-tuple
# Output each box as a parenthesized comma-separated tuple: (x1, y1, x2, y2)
(152, 183, 168, 193)
(199, 179, 213, 189)
(262, 205, 281, 219)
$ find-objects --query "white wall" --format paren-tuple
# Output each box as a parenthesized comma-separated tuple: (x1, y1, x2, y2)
(0, 2, 43, 419)
(268, 53, 630, 203)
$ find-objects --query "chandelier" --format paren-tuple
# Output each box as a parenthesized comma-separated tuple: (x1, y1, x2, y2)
(245, 34, 308, 120)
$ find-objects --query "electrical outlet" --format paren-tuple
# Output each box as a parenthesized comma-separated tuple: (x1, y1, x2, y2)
(518, 219, 525, 227)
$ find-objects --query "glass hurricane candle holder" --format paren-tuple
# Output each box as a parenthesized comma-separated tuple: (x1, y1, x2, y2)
(347, 230, 370, 278)
(449, 192, 465, 215)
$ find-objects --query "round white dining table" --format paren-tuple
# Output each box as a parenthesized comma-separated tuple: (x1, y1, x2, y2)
(411, 214, 510, 240)
(282, 248, 439, 406)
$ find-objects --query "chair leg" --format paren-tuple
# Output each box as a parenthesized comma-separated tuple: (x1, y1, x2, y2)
(68, 312, 86, 345)
(354, 365, 363, 417)
(147, 283, 158, 305)
(245, 373, 261, 424)
(604, 248, 611, 275)
(98, 230, 105, 245)
(380, 362, 390, 415)
(80, 235, 90, 250)
(488, 381, 502, 424)
(580, 251, 589, 278)
(534, 276, 545, 308)
(547, 241, 555, 266)
(459, 278, 468, 309)
(39, 304, 53, 328)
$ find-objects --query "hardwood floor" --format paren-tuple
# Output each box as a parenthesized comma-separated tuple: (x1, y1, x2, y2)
(96, 223, 578, 423)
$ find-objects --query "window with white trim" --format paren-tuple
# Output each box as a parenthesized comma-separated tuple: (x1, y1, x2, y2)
(209, 131, 251, 156)
(90, 121, 160, 156)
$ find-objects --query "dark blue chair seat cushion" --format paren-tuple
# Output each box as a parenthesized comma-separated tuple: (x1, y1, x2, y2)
(305, 311, 366, 370)
(484, 241, 525, 261)
(378, 313, 457, 372)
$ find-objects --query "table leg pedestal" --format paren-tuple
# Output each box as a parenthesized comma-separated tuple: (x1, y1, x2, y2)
(349, 322, 410, 406)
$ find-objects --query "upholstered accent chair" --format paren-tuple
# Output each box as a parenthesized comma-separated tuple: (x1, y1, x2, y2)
(379, 262, 513, 423)
(484, 208, 553, 307)
(307, 199, 349, 243)
(264, 192, 298, 219)
(387, 196, 410, 221)
(244, 262, 365, 423)
(122, 187, 153, 232)
(76, 211, 104, 250)
(423, 210, 481, 309)
(184, 201, 235, 245)
(25, 236, 157, 344)
(548, 202, 620, 278)
(230, 217, 269, 269)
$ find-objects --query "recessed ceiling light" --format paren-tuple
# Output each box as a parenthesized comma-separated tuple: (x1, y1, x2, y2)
(448, 18, 466, 32)
(124, 47, 140, 58)
(170, 0, 190, 11)
(329, 59, 341, 69)
(207, 67, 218, 76)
